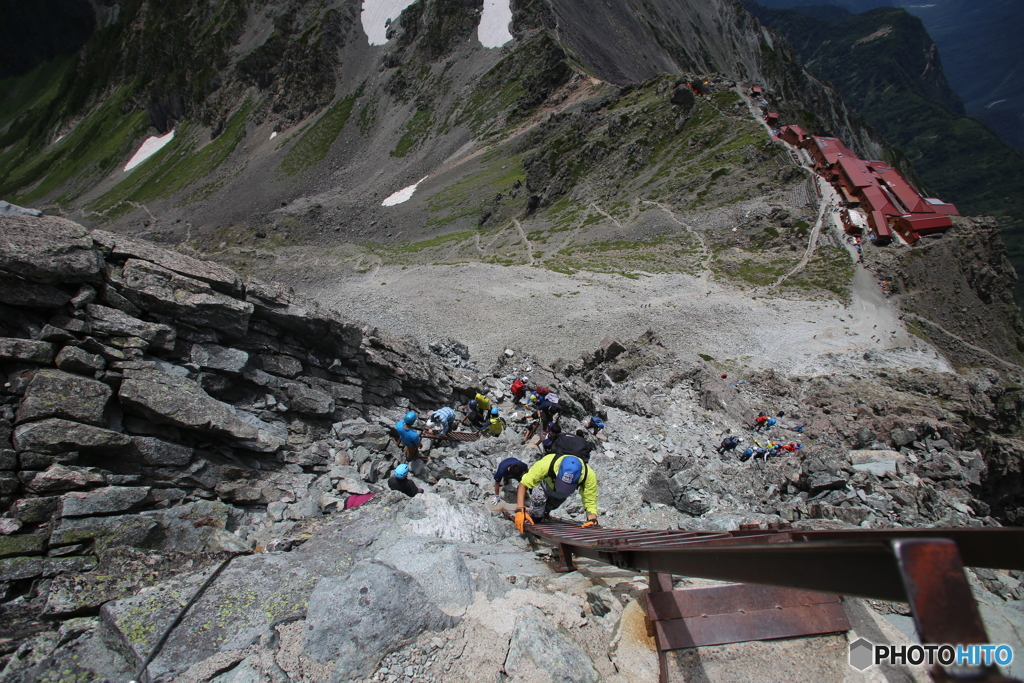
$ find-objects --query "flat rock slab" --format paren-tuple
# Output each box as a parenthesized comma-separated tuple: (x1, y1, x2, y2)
(14, 418, 131, 454)
(61, 486, 151, 517)
(190, 343, 249, 374)
(44, 548, 230, 618)
(16, 369, 113, 426)
(0, 554, 96, 581)
(849, 449, 907, 477)
(0, 533, 46, 558)
(92, 230, 243, 295)
(0, 216, 104, 283)
(86, 303, 176, 350)
(100, 498, 404, 680)
(118, 368, 258, 442)
(303, 560, 456, 680)
(25, 464, 106, 492)
(120, 258, 252, 337)
(126, 436, 193, 466)
(50, 513, 158, 551)
(0, 338, 56, 364)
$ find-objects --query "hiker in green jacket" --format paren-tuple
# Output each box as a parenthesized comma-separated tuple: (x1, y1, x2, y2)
(514, 453, 598, 533)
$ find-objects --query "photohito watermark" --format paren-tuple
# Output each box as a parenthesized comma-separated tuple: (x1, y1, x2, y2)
(849, 638, 1014, 671)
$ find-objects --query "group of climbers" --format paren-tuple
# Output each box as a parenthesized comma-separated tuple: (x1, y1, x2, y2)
(714, 409, 804, 463)
(384, 377, 605, 532)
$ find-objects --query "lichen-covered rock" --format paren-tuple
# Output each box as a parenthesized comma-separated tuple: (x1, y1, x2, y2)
(0, 533, 46, 558)
(120, 258, 252, 337)
(54, 345, 106, 374)
(60, 486, 151, 517)
(0, 216, 104, 283)
(15, 369, 113, 426)
(7, 496, 58, 523)
(24, 464, 105, 493)
(303, 560, 455, 679)
(0, 338, 56, 364)
(86, 303, 176, 351)
(50, 513, 158, 551)
(13, 418, 131, 454)
(125, 436, 193, 466)
(190, 343, 249, 374)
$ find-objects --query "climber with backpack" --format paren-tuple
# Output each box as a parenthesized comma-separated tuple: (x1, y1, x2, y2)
(480, 407, 507, 436)
(388, 463, 423, 498)
(514, 453, 598, 532)
(510, 376, 530, 404)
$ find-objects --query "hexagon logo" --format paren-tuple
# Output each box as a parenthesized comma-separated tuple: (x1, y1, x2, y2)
(849, 638, 875, 671)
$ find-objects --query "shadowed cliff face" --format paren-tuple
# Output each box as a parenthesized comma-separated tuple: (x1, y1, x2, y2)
(0, 0, 95, 80)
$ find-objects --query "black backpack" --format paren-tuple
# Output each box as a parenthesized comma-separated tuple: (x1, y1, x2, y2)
(553, 434, 592, 462)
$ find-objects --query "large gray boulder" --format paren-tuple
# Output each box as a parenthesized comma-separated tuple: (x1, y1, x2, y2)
(286, 382, 335, 416)
(120, 258, 252, 337)
(0, 216, 104, 283)
(118, 368, 258, 442)
(60, 486, 150, 517)
(13, 418, 131, 454)
(92, 230, 243, 295)
(0, 200, 42, 217)
(24, 464, 105, 493)
(0, 338, 56, 364)
(303, 560, 455, 680)
(86, 303, 176, 351)
(125, 436, 193, 466)
(375, 537, 476, 612)
(54, 346, 106, 374)
(16, 369, 113, 426)
(190, 343, 249, 374)
(100, 502, 403, 680)
(50, 513, 158, 551)
(505, 604, 599, 683)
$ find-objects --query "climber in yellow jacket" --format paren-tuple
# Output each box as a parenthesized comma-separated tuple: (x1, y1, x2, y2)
(514, 453, 598, 532)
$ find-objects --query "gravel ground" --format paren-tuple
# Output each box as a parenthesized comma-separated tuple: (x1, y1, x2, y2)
(297, 219, 951, 377)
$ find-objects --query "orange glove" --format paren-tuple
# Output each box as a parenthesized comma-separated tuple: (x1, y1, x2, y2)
(514, 507, 534, 533)
(581, 520, 600, 529)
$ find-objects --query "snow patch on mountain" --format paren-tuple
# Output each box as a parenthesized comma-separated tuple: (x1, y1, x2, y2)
(124, 130, 175, 172)
(382, 176, 428, 206)
(361, 0, 418, 45)
(479, 0, 513, 48)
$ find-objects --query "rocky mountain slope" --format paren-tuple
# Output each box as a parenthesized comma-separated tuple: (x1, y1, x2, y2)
(2, 214, 1024, 680)
(3, 1, 1024, 679)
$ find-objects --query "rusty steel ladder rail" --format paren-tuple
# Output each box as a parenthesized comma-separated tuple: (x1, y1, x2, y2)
(525, 522, 1024, 682)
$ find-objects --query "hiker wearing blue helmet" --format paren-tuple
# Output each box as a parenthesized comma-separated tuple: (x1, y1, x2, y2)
(481, 406, 507, 436)
(459, 394, 489, 428)
(514, 453, 598, 532)
(388, 463, 422, 498)
(393, 413, 425, 462)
